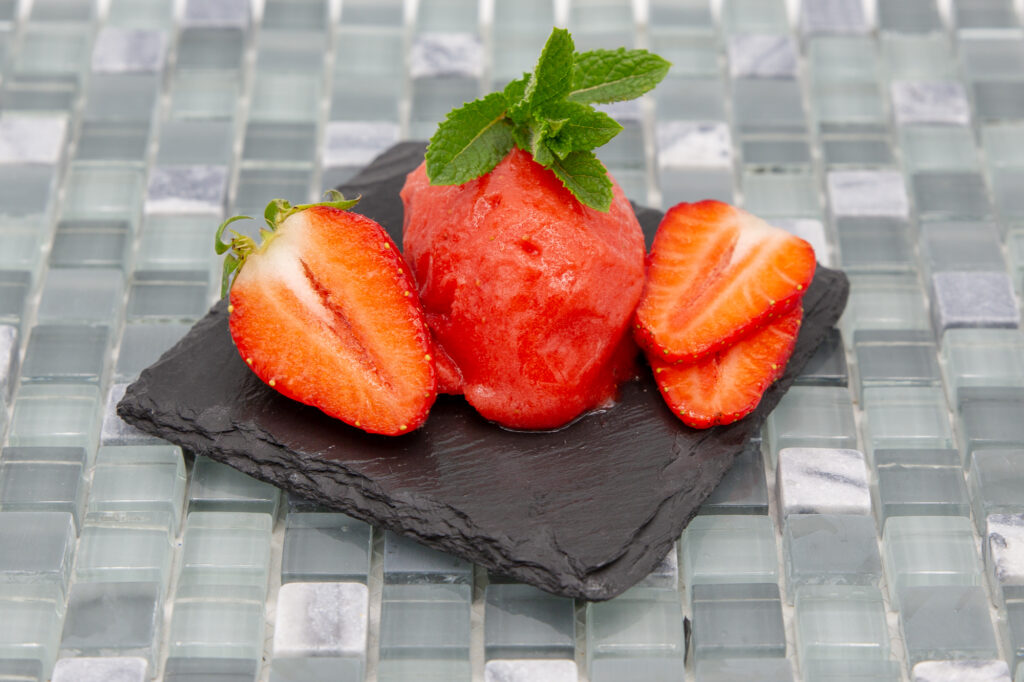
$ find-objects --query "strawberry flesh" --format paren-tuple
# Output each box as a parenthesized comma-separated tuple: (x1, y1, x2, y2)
(634, 200, 816, 363)
(228, 206, 435, 436)
(650, 305, 803, 428)
(401, 148, 646, 430)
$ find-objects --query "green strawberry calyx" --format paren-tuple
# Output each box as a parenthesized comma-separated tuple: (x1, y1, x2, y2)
(214, 189, 361, 297)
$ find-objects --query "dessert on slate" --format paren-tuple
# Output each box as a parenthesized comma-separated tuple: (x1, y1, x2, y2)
(214, 27, 817, 436)
(214, 192, 436, 436)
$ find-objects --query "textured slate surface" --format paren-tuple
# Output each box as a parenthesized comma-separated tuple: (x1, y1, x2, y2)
(119, 142, 849, 601)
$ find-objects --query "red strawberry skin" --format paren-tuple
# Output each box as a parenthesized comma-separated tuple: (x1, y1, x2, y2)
(228, 205, 436, 436)
(401, 148, 646, 430)
(634, 200, 816, 364)
(650, 306, 803, 428)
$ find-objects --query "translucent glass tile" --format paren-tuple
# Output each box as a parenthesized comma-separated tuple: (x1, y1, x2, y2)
(0, 164, 57, 221)
(382, 531, 473, 585)
(828, 170, 910, 217)
(188, 456, 280, 516)
(836, 217, 914, 274)
(854, 330, 941, 396)
(814, 81, 886, 134)
(973, 81, 1024, 123)
(410, 75, 481, 139)
(262, 0, 329, 32)
(271, 582, 368, 681)
(250, 72, 321, 124)
(322, 121, 400, 188)
(901, 126, 980, 172)
(700, 441, 768, 515)
(0, 271, 30, 326)
(74, 524, 173, 588)
(233, 168, 311, 218)
(589, 657, 686, 682)
(958, 388, 1024, 465)
(107, 0, 174, 29)
(874, 448, 962, 468)
(14, 26, 91, 84)
(994, 167, 1024, 219)
(379, 583, 470, 665)
(800, 0, 869, 37)
(920, 221, 1004, 279)
(484, 583, 575, 660)
(690, 583, 786, 661)
(281, 513, 372, 583)
(794, 586, 890, 667)
(378, 659, 470, 682)
(765, 387, 858, 463)
(741, 139, 812, 170)
(50, 224, 131, 269)
(681, 515, 779, 593)
(59, 581, 161, 667)
(878, 0, 943, 34)
(912, 171, 992, 220)
(986, 513, 1024, 600)
(168, 70, 240, 120)
(727, 35, 798, 79)
(83, 74, 160, 124)
(155, 120, 234, 166)
(416, 0, 478, 33)
(721, 0, 790, 34)
(882, 35, 957, 81)
(0, 458, 85, 527)
(971, 450, 1024, 534)
(135, 215, 216, 273)
(242, 122, 317, 166)
(182, 0, 249, 29)
(7, 384, 101, 456)
(177, 511, 273, 600)
(795, 328, 849, 387)
(334, 26, 404, 80)
(175, 27, 245, 72)
(492, 31, 550, 85)
(742, 172, 820, 218)
(931, 271, 1020, 335)
(657, 168, 735, 206)
(585, 588, 685, 666)
(650, 31, 718, 78)
(339, 0, 403, 26)
(36, 268, 123, 325)
(732, 79, 807, 135)
(126, 270, 210, 322)
(0, 324, 18, 401)
(88, 445, 186, 534)
(942, 329, 1024, 395)
(20, 324, 110, 385)
(777, 448, 871, 517)
(952, 0, 1020, 30)
(0, 511, 76, 600)
(876, 465, 970, 524)
(167, 599, 265, 660)
(883, 516, 985, 606)
(695, 658, 795, 682)
(863, 386, 955, 453)
(0, 597, 64, 679)
(329, 76, 401, 123)
(842, 274, 931, 336)
(899, 585, 999, 664)
(163, 657, 259, 681)
(114, 323, 189, 381)
(784, 515, 882, 593)
(61, 165, 144, 220)
(982, 123, 1024, 169)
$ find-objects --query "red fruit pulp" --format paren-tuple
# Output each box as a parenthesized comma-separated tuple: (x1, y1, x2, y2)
(401, 148, 646, 430)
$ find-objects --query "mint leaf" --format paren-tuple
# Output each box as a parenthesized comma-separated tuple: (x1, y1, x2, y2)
(426, 92, 515, 185)
(523, 28, 574, 111)
(547, 150, 613, 212)
(541, 101, 622, 159)
(568, 48, 670, 104)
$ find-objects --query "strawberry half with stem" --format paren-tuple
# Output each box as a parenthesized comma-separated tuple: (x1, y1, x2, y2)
(215, 191, 436, 436)
(650, 305, 803, 428)
(634, 200, 816, 364)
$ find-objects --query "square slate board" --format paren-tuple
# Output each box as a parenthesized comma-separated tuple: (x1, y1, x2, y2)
(118, 142, 849, 601)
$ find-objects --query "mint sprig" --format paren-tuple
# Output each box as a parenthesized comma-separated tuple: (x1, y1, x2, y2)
(425, 28, 670, 212)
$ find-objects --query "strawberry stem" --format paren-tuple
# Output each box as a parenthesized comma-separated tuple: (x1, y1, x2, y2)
(214, 190, 362, 298)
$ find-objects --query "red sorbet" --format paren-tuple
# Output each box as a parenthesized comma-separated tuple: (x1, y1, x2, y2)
(401, 148, 646, 429)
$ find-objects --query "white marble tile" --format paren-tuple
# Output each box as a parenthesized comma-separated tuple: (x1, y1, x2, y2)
(892, 81, 970, 126)
(484, 659, 578, 682)
(0, 115, 68, 165)
(777, 447, 871, 517)
(656, 121, 731, 168)
(52, 657, 148, 682)
(323, 122, 401, 169)
(595, 99, 644, 122)
(827, 170, 909, 217)
(987, 513, 1024, 590)
(800, 0, 869, 36)
(410, 33, 483, 79)
(728, 35, 798, 79)
(183, 0, 250, 28)
(92, 28, 167, 74)
(273, 582, 369, 658)
(145, 165, 229, 215)
(772, 218, 832, 268)
(912, 659, 1011, 682)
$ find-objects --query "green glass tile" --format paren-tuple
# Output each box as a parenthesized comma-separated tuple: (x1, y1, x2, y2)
(167, 599, 265, 660)
(958, 387, 1024, 465)
(188, 456, 280, 516)
(721, 0, 788, 33)
(942, 329, 1024, 396)
(8, 384, 101, 457)
(74, 524, 173, 588)
(836, 217, 914, 275)
(970, 450, 1024, 534)
(700, 442, 768, 515)
(876, 465, 970, 523)
(0, 459, 85, 528)
(901, 126, 980, 172)
(765, 386, 858, 464)
(864, 385, 954, 458)
(691, 583, 785, 661)
(21, 325, 110, 385)
(586, 588, 685, 666)
(88, 445, 186, 534)
(59, 581, 162, 668)
(883, 516, 984, 607)
(380, 585, 470, 661)
(794, 586, 889, 667)
(899, 585, 998, 664)
(0, 597, 63, 679)
(176, 28, 245, 71)
(982, 123, 1024, 169)
(177, 511, 272, 600)
(808, 37, 879, 82)
(0, 511, 76, 601)
(681, 515, 778, 595)
(842, 274, 931, 337)
(741, 172, 820, 218)
(784, 515, 882, 594)
(382, 531, 473, 585)
(168, 70, 239, 120)
(484, 583, 575, 660)
(881, 35, 957, 81)
(61, 165, 144, 220)
(281, 512, 372, 583)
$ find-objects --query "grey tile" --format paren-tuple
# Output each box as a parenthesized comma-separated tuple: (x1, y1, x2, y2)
(728, 35, 798, 78)
(410, 33, 484, 79)
(891, 81, 970, 126)
(800, 0, 869, 36)
(91, 28, 166, 73)
(931, 272, 1020, 334)
(827, 170, 909, 217)
(899, 586, 998, 664)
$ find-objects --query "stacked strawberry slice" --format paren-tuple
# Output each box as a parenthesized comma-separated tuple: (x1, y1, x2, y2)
(633, 200, 817, 428)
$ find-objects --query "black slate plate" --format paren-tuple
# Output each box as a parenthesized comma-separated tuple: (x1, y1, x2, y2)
(119, 142, 849, 601)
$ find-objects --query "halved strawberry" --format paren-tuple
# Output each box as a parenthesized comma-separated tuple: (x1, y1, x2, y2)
(634, 200, 816, 363)
(650, 306, 803, 429)
(215, 192, 436, 436)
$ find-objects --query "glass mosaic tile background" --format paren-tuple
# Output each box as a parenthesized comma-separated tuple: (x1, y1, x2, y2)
(1, 0, 1024, 680)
